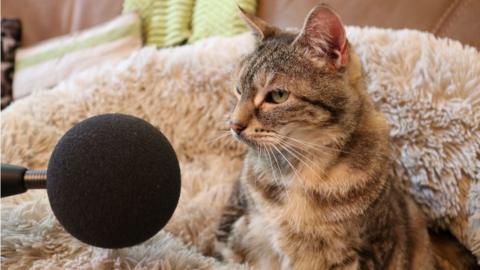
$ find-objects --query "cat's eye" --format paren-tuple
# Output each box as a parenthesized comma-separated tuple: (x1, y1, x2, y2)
(265, 89, 289, 104)
(235, 87, 241, 95)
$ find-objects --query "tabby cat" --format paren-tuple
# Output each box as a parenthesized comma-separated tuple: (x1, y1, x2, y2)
(214, 5, 436, 270)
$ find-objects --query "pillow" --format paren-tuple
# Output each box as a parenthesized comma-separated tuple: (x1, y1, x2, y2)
(12, 12, 142, 100)
(123, 0, 195, 47)
(188, 0, 256, 43)
(1, 18, 21, 109)
(122, 0, 257, 47)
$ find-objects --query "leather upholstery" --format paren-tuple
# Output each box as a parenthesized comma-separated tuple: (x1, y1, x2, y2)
(257, 0, 480, 49)
(1, 0, 122, 47)
(2, 0, 479, 49)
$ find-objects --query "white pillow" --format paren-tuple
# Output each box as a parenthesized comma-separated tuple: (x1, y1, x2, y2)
(13, 12, 142, 100)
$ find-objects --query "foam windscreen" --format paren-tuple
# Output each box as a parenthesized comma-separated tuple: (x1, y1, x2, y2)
(47, 114, 181, 248)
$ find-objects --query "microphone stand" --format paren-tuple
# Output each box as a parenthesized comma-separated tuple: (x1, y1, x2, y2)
(1, 164, 47, 197)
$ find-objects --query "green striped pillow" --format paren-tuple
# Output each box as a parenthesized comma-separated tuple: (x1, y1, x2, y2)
(188, 0, 256, 43)
(123, 0, 195, 47)
(13, 12, 142, 100)
(123, 0, 257, 47)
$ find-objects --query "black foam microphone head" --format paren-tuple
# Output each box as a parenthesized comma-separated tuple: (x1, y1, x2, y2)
(47, 114, 181, 249)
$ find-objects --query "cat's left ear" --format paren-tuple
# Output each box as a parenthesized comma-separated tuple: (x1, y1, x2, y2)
(293, 4, 349, 68)
(238, 6, 277, 41)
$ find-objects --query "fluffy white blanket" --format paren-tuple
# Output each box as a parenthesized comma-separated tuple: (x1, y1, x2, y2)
(1, 27, 479, 269)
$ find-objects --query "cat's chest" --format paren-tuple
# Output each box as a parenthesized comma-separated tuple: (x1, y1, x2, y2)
(247, 192, 359, 268)
(245, 162, 327, 226)
(245, 161, 369, 237)
(244, 159, 364, 261)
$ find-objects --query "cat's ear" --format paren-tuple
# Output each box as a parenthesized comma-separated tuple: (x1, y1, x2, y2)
(293, 4, 348, 68)
(238, 7, 276, 41)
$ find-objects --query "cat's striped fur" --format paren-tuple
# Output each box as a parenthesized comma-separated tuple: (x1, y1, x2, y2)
(214, 5, 435, 270)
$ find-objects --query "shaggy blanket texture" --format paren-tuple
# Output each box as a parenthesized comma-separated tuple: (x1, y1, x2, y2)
(1, 27, 479, 269)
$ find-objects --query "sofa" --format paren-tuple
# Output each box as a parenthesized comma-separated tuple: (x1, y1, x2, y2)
(1, 0, 479, 269)
(2, 0, 479, 49)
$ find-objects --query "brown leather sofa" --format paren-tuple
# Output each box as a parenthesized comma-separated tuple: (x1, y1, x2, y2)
(257, 0, 480, 49)
(2, 0, 479, 49)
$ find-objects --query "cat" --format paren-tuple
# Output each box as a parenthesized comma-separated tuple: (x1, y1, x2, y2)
(213, 5, 436, 270)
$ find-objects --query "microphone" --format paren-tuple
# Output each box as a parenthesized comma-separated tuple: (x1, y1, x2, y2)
(1, 113, 181, 249)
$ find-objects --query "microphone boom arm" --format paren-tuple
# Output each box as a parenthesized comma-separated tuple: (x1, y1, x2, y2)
(1, 164, 47, 198)
(24, 170, 47, 189)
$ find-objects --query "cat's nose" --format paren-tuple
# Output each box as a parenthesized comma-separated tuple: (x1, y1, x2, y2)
(229, 121, 246, 134)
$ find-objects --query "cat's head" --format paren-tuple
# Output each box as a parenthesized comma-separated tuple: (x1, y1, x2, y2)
(230, 5, 366, 152)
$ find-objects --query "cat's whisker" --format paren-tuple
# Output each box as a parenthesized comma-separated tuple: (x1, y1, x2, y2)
(271, 134, 326, 179)
(275, 133, 389, 159)
(276, 141, 325, 183)
(274, 133, 334, 153)
(279, 142, 315, 177)
(265, 145, 290, 202)
(271, 144, 302, 182)
(269, 145, 292, 202)
(268, 149, 282, 187)
(256, 146, 262, 162)
(207, 131, 232, 143)
(274, 137, 321, 167)
(263, 143, 280, 187)
(253, 145, 264, 187)
(211, 127, 231, 135)
(273, 144, 310, 215)
(272, 148, 325, 200)
(267, 146, 290, 204)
